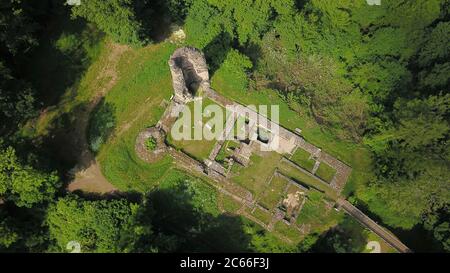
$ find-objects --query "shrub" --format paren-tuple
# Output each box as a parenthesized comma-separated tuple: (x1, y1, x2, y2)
(145, 137, 157, 151)
(88, 100, 116, 153)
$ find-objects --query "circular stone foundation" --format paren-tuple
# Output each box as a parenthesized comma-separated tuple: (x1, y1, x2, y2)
(135, 127, 167, 163)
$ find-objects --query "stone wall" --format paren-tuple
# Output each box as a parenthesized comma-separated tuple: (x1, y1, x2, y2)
(168, 47, 210, 103)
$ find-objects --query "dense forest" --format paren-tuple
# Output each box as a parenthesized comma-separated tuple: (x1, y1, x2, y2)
(0, 0, 449, 252)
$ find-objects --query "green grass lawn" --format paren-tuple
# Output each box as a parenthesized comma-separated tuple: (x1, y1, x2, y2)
(290, 148, 316, 172)
(167, 98, 226, 162)
(158, 169, 221, 217)
(222, 194, 243, 214)
(296, 190, 343, 234)
(315, 162, 337, 183)
(278, 161, 337, 199)
(250, 207, 273, 225)
(258, 175, 288, 211)
(231, 152, 283, 197)
(97, 42, 178, 191)
(274, 221, 303, 243)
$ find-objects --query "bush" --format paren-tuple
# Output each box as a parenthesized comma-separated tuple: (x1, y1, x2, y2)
(145, 137, 157, 151)
(71, 0, 150, 46)
(88, 100, 116, 153)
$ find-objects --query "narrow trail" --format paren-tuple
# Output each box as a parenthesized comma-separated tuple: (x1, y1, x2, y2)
(68, 43, 130, 194)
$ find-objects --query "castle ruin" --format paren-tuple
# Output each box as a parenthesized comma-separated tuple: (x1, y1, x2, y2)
(168, 47, 210, 103)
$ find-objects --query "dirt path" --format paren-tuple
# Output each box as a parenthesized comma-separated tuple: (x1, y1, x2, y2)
(68, 42, 130, 194)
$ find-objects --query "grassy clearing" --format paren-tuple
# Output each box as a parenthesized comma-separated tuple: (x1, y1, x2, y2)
(158, 169, 221, 217)
(19, 20, 367, 250)
(296, 190, 343, 233)
(250, 207, 273, 225)
(222, 194, 243, 214)
(97, 42, 178, 191)
(274, 221, 303, 243)
(278, 161, 337, 199)
(166, 98, 225, 162)
(231, 152, 282, 197)
(258, 175, 288, 211)
(315, 162, 337, 183)
(211, 65, 374, 198)
(290, 148, 316, 172)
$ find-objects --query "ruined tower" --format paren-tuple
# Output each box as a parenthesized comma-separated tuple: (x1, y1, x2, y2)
(168, 47, 210, 103)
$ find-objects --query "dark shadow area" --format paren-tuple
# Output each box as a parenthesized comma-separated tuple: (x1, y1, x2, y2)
(10, 101, 89, 185)
(173, 56, 203, 95)
(31, 98, 117, 188)
(309, 215, 368, 253)
(1, 1, 105, 182)
(87, 98, 117, 155)
(70, 190, 143, 204)
(142, 2, 173, 43)
(134, 0, 192, 43)
(350, 196, 444, 252)
(21, 4, 104, 107)
(129, 181, 254, 253)
(294, 0, 309, 11)
(20, 69, 115, 185)
(239, 42, 263, 70)
(0, 201, 49, 252)
(203, 32, 233, 77)
(393, 225, 444, 253)
(20, 97, 114, 185)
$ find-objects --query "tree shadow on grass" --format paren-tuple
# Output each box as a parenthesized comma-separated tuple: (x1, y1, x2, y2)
(129, 181, 254, 253)
(392, 224, 444, 253)
(239, 42, 263, 70)
(133, 0, 191, 43)
(87, 99, 117, 155)
(23, 5, 104, 107)
(70, 190, 142, 204)
(307, 215, 368, 253)
(203, 32, 233, 77)
(349, 197, 444, 252)
(27, 98, 116, 185)
(16, 102, 89, 178)
(136, 0, 172, 43)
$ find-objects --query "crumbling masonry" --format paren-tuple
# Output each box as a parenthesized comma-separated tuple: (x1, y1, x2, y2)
(136, 47, 410, 252)
(168, 47, 210, 103)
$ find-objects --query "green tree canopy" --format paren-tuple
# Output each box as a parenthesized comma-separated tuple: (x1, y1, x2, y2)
(0, 147, 60, 208)
(46, 196, 139, 253)
(71, 0, 150, 46)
